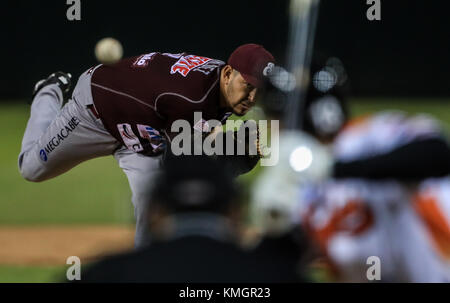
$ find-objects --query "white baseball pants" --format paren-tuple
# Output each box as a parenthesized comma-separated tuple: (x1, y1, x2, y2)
(18, 69, 161, 248)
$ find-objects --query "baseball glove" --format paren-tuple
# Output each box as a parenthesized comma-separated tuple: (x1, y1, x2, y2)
(233, 120, 264, 158)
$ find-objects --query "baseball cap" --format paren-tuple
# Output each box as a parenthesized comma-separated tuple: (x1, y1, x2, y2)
(228, 43, 275, 88)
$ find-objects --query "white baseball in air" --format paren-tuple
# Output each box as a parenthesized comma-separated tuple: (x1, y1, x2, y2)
(95, 37, 123, 64)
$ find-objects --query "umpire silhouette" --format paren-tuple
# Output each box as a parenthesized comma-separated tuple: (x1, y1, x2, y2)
(79, 153, 305, 283)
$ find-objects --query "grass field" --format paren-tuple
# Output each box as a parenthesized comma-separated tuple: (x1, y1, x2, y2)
(0, 265, 66, 283)
(0, 103, 133, 225)
(0, 98, 449, 282)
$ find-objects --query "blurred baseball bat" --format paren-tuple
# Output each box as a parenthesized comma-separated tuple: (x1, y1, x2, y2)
(283, 0, 321, 130)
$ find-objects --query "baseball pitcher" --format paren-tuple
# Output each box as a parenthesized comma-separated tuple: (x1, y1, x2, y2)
(18, 44, 275, 247)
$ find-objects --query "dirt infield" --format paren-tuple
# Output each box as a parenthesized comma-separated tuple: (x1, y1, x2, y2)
(0, 225, 135, 266)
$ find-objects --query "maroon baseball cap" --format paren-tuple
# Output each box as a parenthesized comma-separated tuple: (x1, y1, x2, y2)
(227, 43, 275, 88)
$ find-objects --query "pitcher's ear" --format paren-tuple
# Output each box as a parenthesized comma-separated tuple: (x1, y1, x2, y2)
(221, 65, 234, 84)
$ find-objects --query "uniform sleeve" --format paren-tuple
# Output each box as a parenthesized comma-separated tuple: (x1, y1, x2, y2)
(162, 128, 260, 178)
(217, 154, 259, 177)
(211, 130, 260, 177)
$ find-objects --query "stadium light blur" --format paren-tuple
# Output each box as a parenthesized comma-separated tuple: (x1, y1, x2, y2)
(289, 146, 313, 172)
(269, 66, 297, 92)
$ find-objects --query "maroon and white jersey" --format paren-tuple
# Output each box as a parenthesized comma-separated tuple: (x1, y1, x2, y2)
(90, 52, 231, 156)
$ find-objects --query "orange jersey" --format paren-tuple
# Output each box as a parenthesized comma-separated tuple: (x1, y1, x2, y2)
(300, 179, 450, 282)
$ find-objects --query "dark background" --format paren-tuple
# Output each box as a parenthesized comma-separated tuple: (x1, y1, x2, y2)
(2, 0, 449, 99)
